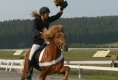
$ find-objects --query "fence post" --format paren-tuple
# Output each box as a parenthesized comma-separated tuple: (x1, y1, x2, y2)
(78, 64, 82, 79)
(20, 61, 24, 72)
(66, 60, 69, 65)
(5, 60, 10, 71)
(9, 60, 14, 71)
(0, 60, 1, 65)
(111, 60, 114, 67)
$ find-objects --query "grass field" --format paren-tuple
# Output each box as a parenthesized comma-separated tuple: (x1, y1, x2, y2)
(103, 42, 118, 47)
(0, 50, 118, 80)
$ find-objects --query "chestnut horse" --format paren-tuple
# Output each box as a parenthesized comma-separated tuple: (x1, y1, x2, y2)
(21, 25, 70, 80)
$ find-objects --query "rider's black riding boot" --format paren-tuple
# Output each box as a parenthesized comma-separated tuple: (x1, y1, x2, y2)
(25, 60, 33, 80)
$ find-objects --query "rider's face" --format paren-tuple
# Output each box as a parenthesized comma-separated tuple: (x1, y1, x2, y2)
(43, 13, 49, 19)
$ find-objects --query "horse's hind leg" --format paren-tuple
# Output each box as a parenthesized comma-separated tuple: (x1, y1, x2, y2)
(21, 50, 30, 80)
(21, 57, 28, 80)
(57, 66, 70, 80)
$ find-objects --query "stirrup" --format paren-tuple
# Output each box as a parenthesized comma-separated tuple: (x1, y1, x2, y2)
(25, 73, 32, 80)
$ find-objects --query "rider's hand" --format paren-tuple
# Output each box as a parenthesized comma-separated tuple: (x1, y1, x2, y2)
(60, 1, 68, 10)
(38, 32, 42, 36)
(40, 32, 42, 35)
(38, 32, 43, 38)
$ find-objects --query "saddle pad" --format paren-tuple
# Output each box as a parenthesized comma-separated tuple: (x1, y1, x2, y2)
(39, 48, 45, 62)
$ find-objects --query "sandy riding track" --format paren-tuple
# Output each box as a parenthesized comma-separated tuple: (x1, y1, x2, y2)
(0, 69, 87, 80)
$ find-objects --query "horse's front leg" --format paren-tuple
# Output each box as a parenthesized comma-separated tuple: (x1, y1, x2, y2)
(39, 71, 48, 80)
(57, 66, 70, 80)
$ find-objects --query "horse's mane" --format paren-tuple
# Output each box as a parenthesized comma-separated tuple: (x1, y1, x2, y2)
(42, 25, 64, 40)
(31, 11, 40, 17)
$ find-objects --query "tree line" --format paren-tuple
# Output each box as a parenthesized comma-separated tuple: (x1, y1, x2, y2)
(0, 16, 118, 49)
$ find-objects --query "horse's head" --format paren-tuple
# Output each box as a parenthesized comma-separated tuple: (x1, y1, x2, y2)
(54, 30, 68, 51)
(41, 25, 68, 51)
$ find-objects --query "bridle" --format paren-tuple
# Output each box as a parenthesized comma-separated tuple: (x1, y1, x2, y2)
(51, 31, 66, 49)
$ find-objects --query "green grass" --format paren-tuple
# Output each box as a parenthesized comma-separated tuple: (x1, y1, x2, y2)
(0, 51, 15, 55)
(83, 70, 118, 80)
(0, 50, 118, 80)
(66, 70, 118, 80)
(0, 51, 24, 59)
(62, 51, 115, 61)
(70, 42, 118, 48)
(103, 42, 118, 47)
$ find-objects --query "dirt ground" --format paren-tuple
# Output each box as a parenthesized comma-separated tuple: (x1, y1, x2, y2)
(0, 69, 87, 80)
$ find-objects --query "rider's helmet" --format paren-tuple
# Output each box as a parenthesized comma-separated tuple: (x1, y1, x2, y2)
(39, 7, 50, 15)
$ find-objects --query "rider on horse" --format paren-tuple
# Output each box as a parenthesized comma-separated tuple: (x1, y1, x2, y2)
(25, 1, 68, 80)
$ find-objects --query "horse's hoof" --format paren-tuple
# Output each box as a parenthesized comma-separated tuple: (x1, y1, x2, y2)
(25, 78, 31, 80)
(62, 78, 68, 80)
(25, 76, 32, 80)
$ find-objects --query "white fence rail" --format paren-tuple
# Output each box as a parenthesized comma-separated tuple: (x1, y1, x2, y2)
(64, 60, 118, 65)
(1, 59, 118, 79)
(64, 60, 118, 79)
(64, 64, 118, 79)
(0, 59, 24, 72)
